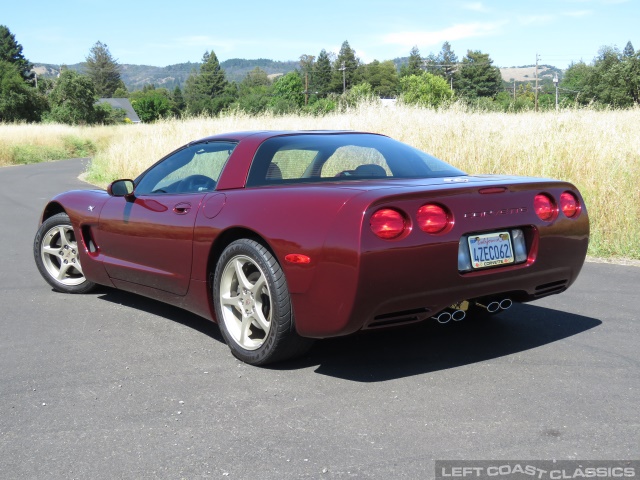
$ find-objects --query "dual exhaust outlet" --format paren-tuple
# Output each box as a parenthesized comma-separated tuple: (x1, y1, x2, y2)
(431, 298, 512, 324)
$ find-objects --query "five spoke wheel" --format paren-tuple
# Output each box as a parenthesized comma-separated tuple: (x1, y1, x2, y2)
(33, 213, 96, 294)
(219, 255, 272, 351)
(213, 239, 313, 365)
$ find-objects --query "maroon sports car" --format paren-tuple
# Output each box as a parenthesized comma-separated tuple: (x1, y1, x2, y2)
(34, 131, 589, 365)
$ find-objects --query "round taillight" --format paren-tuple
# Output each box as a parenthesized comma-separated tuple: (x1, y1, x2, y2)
(417, 203, 450, 234)
(370, 209, 406, 239)
(560, 191, 580, 218)
(534, 193, 556, 221)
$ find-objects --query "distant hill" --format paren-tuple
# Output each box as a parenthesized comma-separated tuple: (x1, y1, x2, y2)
(33, 58, 300, 91)
(33, 58, 561, 91)
(500, 64, 563, 82)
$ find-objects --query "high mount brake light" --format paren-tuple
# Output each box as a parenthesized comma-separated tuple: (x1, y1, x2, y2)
(370, 209, 406, 239)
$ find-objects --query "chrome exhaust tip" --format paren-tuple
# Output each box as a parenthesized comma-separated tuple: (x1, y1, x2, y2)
(476, 301, 501, 313)
(451, 309, 466, 321)
(432, 312, 452, 324)
(499, 299, 513, 310)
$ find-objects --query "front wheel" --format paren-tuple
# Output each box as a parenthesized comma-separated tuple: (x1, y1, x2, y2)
(33, 212, 96, 294)
(213, 239, 313, 365)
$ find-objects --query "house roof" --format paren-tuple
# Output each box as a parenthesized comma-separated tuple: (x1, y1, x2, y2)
(97, 98, 141, 123)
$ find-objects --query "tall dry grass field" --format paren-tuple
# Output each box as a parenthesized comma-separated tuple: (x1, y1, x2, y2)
(2, 104, 638, 259)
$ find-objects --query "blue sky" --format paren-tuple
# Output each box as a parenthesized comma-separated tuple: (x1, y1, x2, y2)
(3, 0, 637, 68)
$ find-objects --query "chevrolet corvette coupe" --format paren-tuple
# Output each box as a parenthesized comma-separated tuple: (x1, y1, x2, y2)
(34, 131, 589, 365)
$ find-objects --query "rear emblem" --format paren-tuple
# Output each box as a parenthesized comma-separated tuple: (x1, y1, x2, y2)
(88, 205, 94, 212)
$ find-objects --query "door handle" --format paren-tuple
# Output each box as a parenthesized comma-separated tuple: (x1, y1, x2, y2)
(173, 202, 191, 215)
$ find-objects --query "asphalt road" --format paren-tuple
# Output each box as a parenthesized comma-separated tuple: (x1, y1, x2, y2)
(0, 159, 638, 479)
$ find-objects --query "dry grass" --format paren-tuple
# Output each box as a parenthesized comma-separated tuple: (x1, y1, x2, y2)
(2, 103, 638, 259)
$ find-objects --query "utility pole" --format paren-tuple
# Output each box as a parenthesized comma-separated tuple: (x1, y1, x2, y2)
(304, 72, 309, 105)
(339, 62, 346, 93)
(553, 73, 559, 111)
(535, 53, 539, 112)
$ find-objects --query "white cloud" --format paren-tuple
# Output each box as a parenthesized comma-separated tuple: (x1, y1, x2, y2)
(516, 14, 556, 25)
(463, 2, 488, 12)
(382, 21, 505, 48)
(563, 9, 593, 16)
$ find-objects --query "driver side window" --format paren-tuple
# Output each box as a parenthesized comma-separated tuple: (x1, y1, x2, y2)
(135, 142, 236, 195)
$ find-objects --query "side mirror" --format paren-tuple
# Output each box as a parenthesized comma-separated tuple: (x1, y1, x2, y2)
(107, 179, 135, 197)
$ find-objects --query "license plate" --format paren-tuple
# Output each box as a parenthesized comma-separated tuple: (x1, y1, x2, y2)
(468, 231, 514, 269)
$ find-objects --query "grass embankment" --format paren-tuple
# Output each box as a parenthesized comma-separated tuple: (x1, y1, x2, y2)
(0, 123, 113, 166)
(1, 104, 638, 259)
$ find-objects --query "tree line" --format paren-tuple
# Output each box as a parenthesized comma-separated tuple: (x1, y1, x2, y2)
(2, 24, 639, 124)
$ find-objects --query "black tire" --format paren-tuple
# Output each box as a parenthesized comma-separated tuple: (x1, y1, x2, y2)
(213, 239, 313, 365)
(33, 212, 96, 294)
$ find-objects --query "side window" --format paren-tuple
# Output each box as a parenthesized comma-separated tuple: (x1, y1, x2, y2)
(135, 142, 236, 195)
(321, 146, 391, 178)
(270, 150, 318, 180)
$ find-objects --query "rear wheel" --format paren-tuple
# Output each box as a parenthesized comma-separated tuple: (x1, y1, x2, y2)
(213, 239, 313, 365)
(33, 213, 96, 294)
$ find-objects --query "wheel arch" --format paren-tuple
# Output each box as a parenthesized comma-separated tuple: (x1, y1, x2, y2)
(40, 201, 66, 223)
(206, 227, 277, 290)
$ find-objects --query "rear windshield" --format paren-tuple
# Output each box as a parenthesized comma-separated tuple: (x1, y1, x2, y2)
(246, 133, 466, 187)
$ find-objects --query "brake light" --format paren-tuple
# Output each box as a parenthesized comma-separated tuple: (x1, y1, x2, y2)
(370, 209, 406, 239)
(417, 203, 450, 234)
(534, 194, 556, 221)
(560, 191, 580, 218)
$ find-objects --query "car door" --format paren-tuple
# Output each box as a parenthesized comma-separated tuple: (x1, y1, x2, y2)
(95, 141, 235, 296)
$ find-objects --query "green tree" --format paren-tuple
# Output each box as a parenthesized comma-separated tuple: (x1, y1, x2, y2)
(361, 60, 399, 97)
(313, 49, 332, 97)
(112, 86, 129, 98)
(184, 50, 234, 115)
(437, 41, 458, 83)
(331, 41, 360, 93)
(130, 87, 171, 122)
(454, 50, 502, 98)
(399, 72, 454, 107)
(269, 72, 304, 113)
(0, 25, 33, 82)
(171, 86, 186, 116)
(623, 41, 635, 58)
(0, 60, 46, 122)
(400, 46, 423, 78)
(561, 46, 640, 107)
(45, 70, 98, 124)
(85, 41, 122, 97)
(560, 61, 592, 104)
(236, 67, 271, 114)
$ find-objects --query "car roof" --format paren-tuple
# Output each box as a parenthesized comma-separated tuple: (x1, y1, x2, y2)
(190, 130, 386, 144)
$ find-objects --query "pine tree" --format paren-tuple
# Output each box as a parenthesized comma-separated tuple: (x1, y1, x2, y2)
(171, 85, 186, 115)
(184, 50, 232, 115)
(437, 42, 458, 85)
(314, 49, 332, 97)
(0, 25, 33, 81)
(455, 50, 502, 98)
(331, 41, 360, 93)
(85, 41, 122, 97)
(623, 41, 635, 58)
(400, 46, 423, 78)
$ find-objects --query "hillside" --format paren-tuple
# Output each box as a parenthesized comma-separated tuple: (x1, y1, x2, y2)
(33, 59, 561, 91)
(33, 58, 299, 91)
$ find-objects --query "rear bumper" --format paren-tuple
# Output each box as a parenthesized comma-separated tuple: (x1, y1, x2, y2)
(292, 219, 588, 338)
